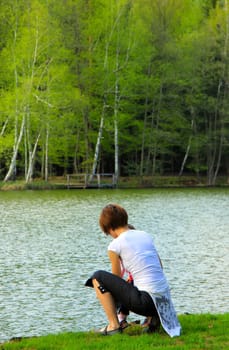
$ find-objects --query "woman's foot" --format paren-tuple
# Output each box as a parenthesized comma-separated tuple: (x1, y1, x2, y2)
(98, 325, 122, 335)
(142, 316, 160, 333)
(119, 319, 129, 330)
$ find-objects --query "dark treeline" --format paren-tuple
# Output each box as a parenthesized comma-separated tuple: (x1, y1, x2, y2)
(0, 0, 228, 185)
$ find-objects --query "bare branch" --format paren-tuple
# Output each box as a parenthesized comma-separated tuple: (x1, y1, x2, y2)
(33, 94, 54, 108)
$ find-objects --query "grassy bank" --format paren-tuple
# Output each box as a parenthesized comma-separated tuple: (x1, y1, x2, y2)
(0, 175, 228, 191)
(0, 314, 228, 350)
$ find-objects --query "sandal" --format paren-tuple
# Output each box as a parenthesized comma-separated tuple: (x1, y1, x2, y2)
(98, 325, 122, 336)
(119, 319, 129, 330)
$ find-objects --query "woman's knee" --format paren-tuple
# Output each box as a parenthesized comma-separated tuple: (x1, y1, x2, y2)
(85, 270, 107, 288)
(92, 270, 106, 282)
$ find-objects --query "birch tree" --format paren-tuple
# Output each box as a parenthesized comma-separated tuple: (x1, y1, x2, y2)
(210, 0, 229, 185)
(199, 1, 229, 185)
(3, 0, 23, 181)
(84, 0, 134, 180)
(106, 0, 133, 179)
(2, 0, 76, 181)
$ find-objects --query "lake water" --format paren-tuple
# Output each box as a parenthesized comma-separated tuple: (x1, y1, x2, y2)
(0, 188, 228, 342)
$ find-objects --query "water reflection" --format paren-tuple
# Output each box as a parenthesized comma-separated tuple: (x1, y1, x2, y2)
(0, 188, 228, 342)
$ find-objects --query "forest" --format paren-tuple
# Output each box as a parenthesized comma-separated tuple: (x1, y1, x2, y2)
(0, 0, 228, 185)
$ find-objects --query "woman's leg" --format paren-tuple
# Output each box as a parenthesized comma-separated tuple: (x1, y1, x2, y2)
(117, 304, 129, 323)
(86, 270, 158, 317)
(92, 278, 120, 332)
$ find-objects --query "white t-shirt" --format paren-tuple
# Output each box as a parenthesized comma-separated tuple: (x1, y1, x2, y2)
(108, 229, 168, 294)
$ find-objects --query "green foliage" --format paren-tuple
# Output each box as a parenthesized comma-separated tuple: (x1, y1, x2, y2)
(0, 0, 228, 184)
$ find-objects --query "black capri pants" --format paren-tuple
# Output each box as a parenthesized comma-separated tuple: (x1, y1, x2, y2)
(85, 270, 159, 318)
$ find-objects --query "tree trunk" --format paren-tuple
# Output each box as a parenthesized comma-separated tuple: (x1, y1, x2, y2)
(44, 126, 49, 181)
(140, 105, 147, 177)
(212, 0, 229, 184)
(9, 14, 20, 179)
(152, 84, 163, 175)
(89, 99, 106, 180)
(114, 79, 120, 179)
(207, 80, 222, 185)
(140, 62, 152, 177)
(4, 115, 25, 182)
(73, 127, 80, 174)
(207, 1, 229, 184)
(26, 132, 41, 183)
(0, 118, 9, 136)
(4, 11, 40, 183)
(83, 108, 90, 173)
(179, 119, 194, 176)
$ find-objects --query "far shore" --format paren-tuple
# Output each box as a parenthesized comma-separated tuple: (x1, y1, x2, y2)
(0, 175, 228, 191)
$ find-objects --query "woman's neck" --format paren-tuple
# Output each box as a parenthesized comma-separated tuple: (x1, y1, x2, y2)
(110, 226, 129, 238)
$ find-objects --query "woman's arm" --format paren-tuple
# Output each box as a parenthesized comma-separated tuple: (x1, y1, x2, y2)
(108, 250, 122, 277)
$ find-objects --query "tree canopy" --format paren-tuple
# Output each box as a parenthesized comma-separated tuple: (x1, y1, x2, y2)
(0, 0, 228, 185)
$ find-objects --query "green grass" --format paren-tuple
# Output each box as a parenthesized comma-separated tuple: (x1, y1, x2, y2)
(1, 314, 228, 350)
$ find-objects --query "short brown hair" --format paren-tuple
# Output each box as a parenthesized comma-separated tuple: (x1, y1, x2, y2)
(99, 204, 128, 235)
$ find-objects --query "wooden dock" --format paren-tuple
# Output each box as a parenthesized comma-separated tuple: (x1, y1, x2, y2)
(66, 173, 117, 189)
